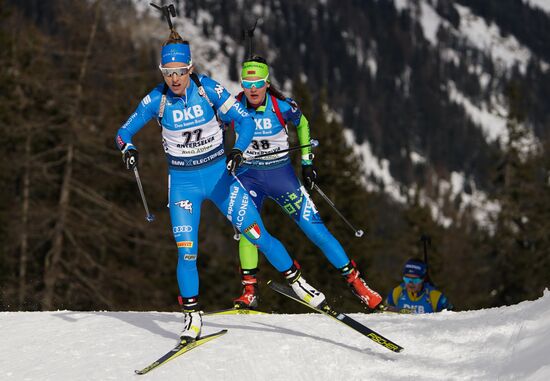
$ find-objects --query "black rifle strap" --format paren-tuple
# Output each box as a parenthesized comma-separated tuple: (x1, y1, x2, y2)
(190, 72, 219, 122)
(157, 83, 170, 126)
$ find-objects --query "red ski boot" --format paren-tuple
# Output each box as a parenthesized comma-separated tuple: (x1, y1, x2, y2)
(233, 269, 259, 309)
(342, 262, 382, 309)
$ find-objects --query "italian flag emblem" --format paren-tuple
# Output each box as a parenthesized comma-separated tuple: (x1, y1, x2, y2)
(244, 222, 261, 240)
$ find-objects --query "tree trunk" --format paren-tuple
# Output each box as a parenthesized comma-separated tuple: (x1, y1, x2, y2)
(41, 1, 101, 310)
(42, 143, 74, 309)
(18, 133, 31, 308)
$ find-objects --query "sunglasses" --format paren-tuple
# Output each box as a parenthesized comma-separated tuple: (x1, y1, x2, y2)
(158, 64, 192, 77)
(241, 76, 268, 89)
(403, 276, 423, 285)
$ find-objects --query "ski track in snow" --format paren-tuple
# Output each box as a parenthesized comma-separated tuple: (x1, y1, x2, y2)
(1, 290, 549, 381)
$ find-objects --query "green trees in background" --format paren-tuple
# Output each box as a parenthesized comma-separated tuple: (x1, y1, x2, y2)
(0, 0, 176, 311)
(0, 0, 548, 313)
(488, 81, 550, 306)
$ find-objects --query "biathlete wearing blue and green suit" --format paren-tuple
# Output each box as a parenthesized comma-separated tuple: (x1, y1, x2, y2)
(232, 57, 382, 309)
(234, 94, 350, 268)
(115, 43, 308, 307)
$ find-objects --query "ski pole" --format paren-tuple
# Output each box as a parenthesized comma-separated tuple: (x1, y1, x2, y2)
(228, 172, 249, 240)
(232, 225, 240, 241)
(133, 167, 155, 222)
(420, 234, 432, 283)
(312, 184, 364, 238)
(246, 139, 319, 161)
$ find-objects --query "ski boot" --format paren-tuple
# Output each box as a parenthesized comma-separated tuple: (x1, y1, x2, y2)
(178, 296, 202, 342)
(233, 268, 259, 309)
(283, 261, 326, 308)
(341, 261, 382, 309)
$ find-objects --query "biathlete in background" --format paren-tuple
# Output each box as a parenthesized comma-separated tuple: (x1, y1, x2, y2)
(230, 56, 383, 311)
(115, 30, 326, 342)
(385, 258, 452, 313)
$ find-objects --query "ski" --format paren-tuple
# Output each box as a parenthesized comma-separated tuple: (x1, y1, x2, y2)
(135, 329, 228, 375)
(203, 307, 269, 316)
(376, 305, 414, 314)
(268, 281, 404, 353)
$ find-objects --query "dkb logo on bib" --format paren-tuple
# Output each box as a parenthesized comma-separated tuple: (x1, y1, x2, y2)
(173, 105, 204, 122)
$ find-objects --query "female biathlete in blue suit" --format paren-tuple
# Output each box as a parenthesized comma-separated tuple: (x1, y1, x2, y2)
(231, 56, 382, 310)
(115, 31, 326, 341)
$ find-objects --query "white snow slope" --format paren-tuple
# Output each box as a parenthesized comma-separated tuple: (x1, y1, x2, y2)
(2, 290, 550, 381)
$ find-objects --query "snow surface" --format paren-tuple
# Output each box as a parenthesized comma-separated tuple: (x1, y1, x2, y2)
(454, 4, 533, 74)
(392, 1, 544, 151)
(447, 81, 508, 145)
(524, 0, 550, 14)
(447, 81, 540, 157)
(343, 130, 406, 204)
(342, 130, 501, 230)
(1, 290, 550, 380)
(393, 0, 536, 73)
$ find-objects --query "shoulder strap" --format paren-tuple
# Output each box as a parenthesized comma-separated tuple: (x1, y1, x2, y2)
(158, 75, 221, 126)
(191, 73, 220, 123)
(270, 94, 286, 127)
(156, 83, 170, 126)
(191, 73, 218, 116)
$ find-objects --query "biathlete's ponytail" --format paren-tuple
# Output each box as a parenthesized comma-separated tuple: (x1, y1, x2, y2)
(267, 84, 287, 101)
(163, 29, 187, 46)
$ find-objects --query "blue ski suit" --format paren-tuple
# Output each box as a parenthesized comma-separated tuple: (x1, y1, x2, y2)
(386, 282, 451, 313)
(115, 75, 295, 299)
(233, 93, 350, 269)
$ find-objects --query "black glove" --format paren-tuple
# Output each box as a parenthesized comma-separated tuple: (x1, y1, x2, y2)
(302, 165, 317, 190)
(122, 148, 139, 170)
(226, 148, 243, 174)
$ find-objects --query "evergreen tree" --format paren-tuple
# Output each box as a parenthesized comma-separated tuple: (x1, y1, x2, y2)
(489, 80, 550, 305)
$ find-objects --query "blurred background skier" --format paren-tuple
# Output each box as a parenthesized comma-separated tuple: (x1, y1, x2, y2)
(385, 258, 452, 313)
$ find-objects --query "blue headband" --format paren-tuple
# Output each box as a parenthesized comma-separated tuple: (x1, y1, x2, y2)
(161, 43, 191, 65)
(403, 260, 427, 277)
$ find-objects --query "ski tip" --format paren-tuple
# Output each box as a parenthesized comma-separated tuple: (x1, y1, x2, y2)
(197, 329, 228, 339)
(209, 329, 229, 337)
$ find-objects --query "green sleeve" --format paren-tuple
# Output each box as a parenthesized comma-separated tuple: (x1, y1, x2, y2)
(296, 114, 313, 165)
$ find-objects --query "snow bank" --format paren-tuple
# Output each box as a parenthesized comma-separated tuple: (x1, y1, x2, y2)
(1, 290, 549, 380)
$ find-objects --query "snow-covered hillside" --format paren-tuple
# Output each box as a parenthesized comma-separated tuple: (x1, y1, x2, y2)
(127, 0, 550, 231)
(2, 290, 549, 380)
